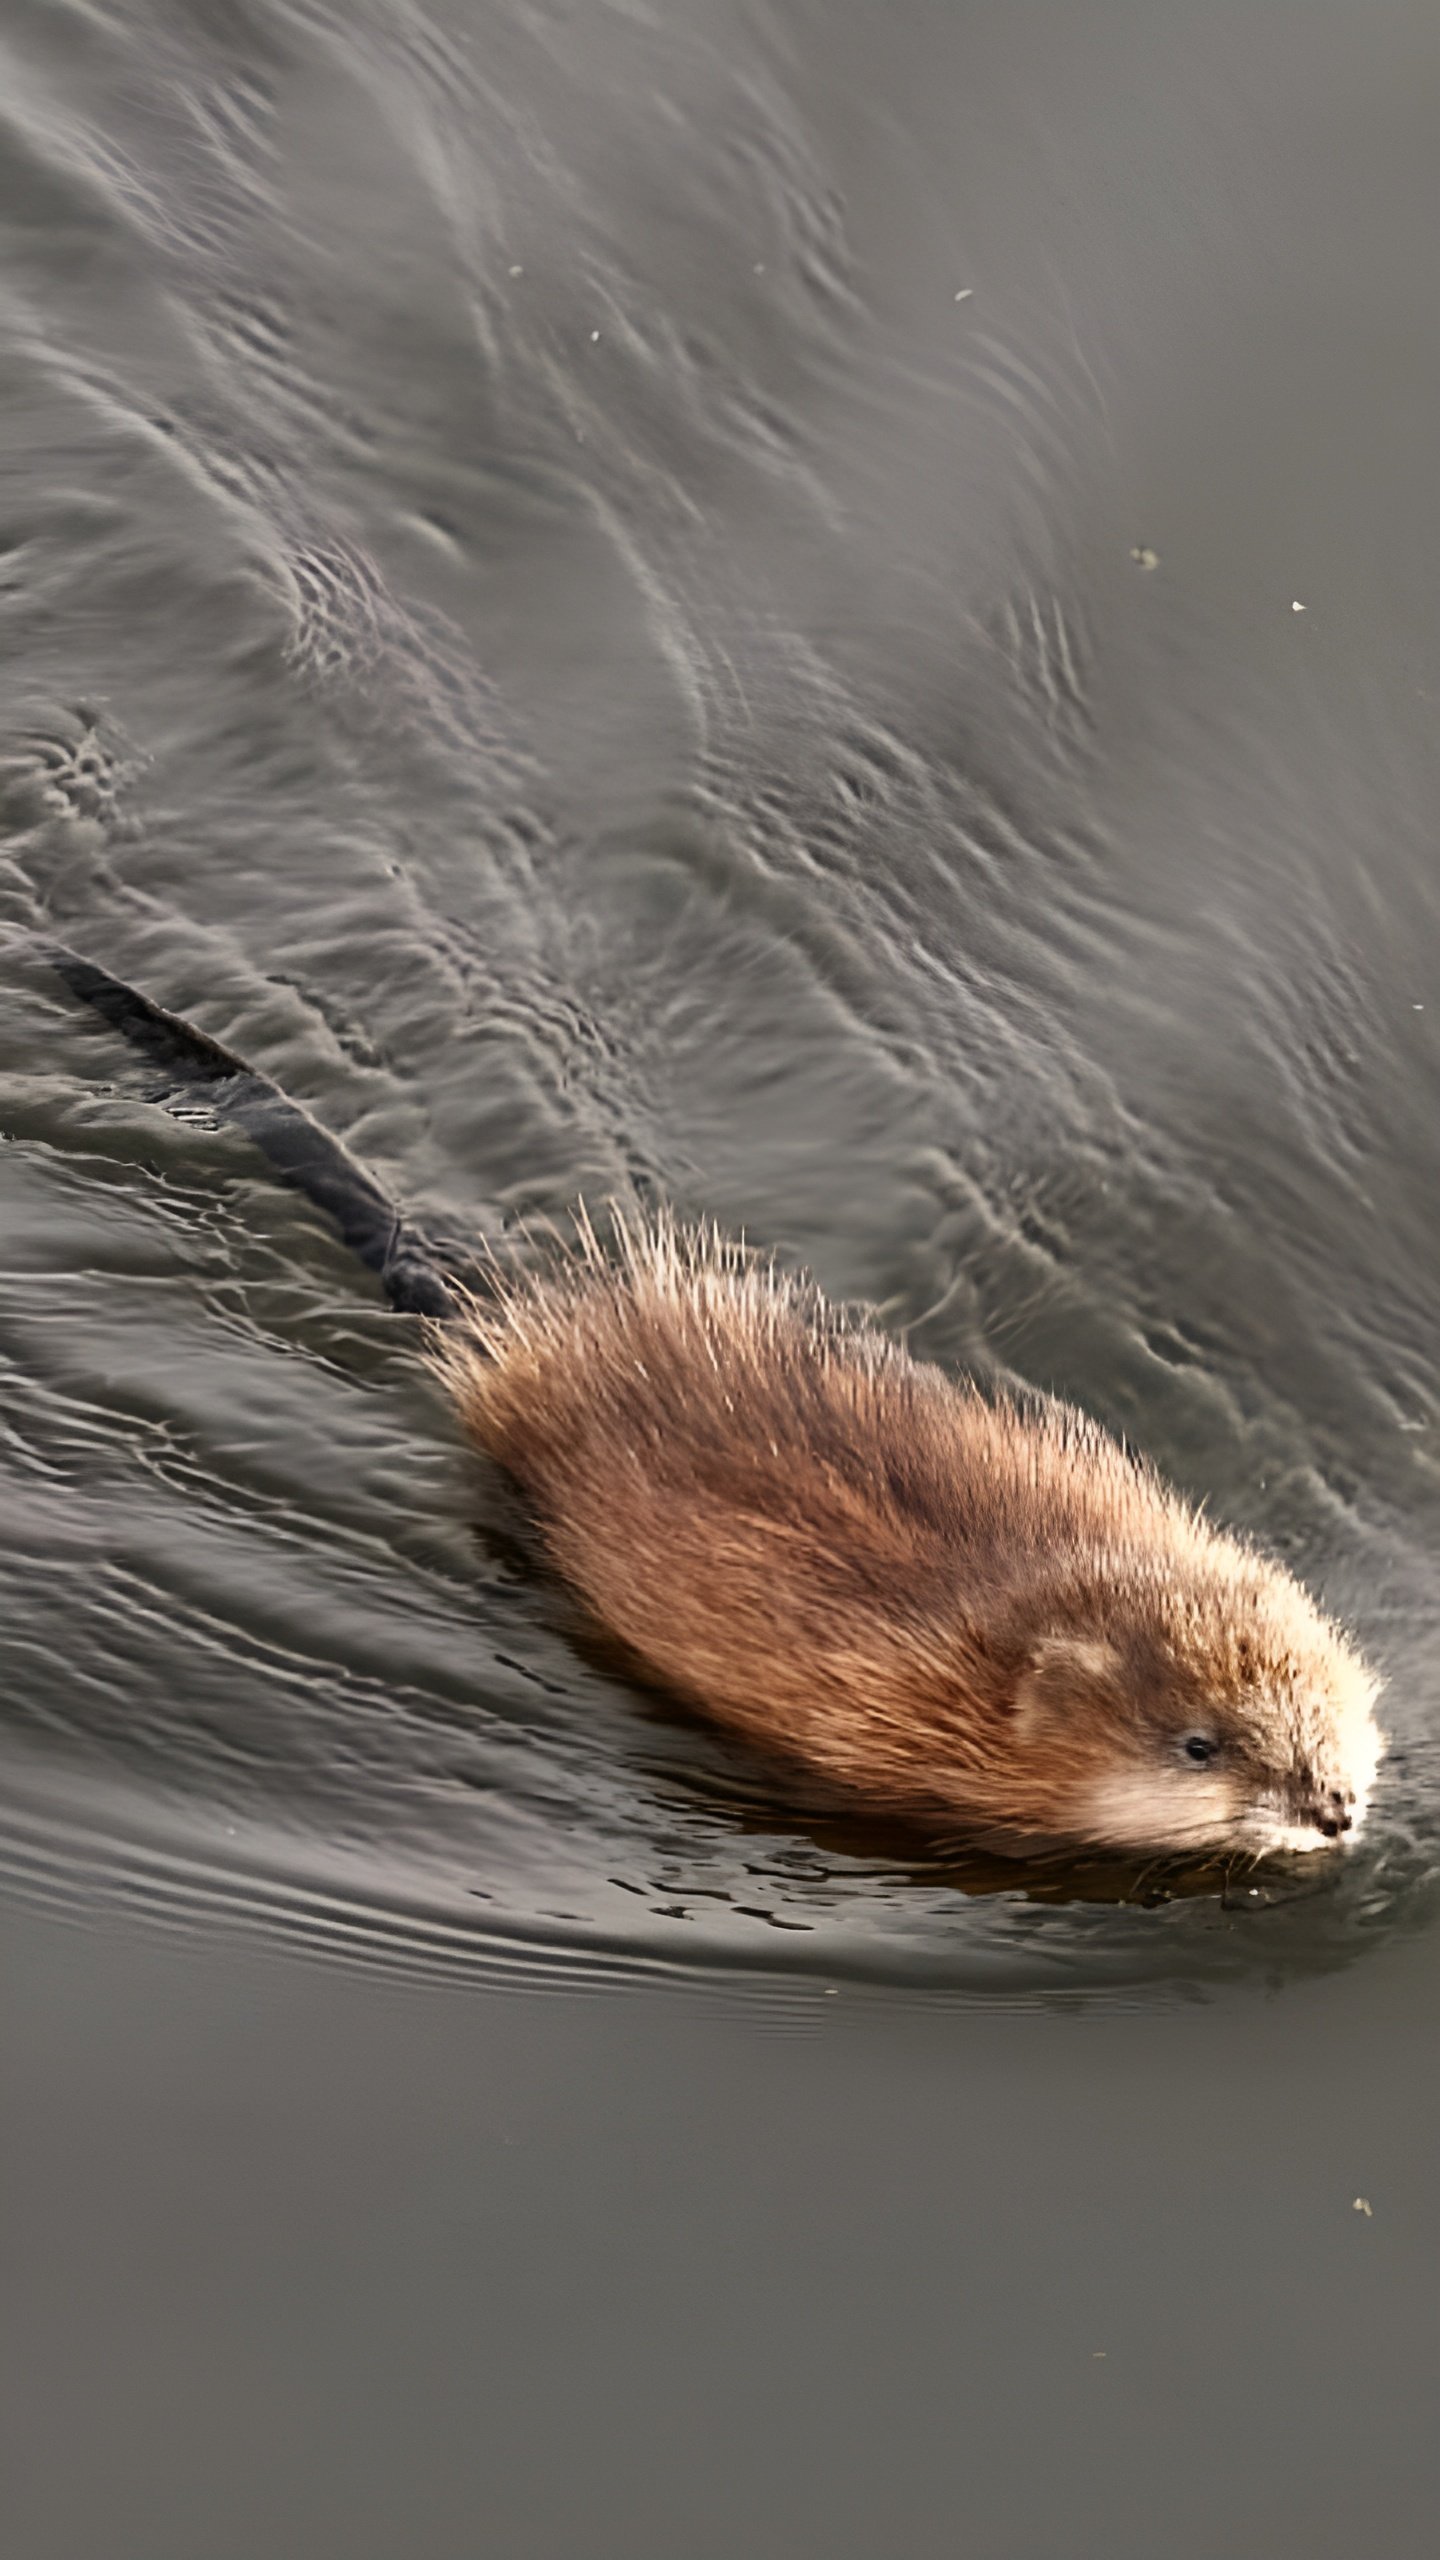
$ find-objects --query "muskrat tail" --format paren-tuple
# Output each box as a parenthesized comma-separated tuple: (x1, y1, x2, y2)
(17, 933, 460, 1319)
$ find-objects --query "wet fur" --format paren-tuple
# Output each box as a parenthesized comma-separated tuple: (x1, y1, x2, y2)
(433, 1215, 1381, 1855)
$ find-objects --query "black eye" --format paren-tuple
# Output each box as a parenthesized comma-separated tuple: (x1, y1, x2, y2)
(1184, 1734, 1218, 1766)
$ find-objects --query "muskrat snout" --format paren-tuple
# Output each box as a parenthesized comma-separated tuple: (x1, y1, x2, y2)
(1282, 1778, 1361, 1847)
(1310, 1788, 1355, 1840)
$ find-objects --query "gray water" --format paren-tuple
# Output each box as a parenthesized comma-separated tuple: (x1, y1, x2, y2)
(2, 1, 1439, 2551)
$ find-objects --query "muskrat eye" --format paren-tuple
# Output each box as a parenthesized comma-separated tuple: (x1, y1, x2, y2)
(1183, 1734, 1219, 1766)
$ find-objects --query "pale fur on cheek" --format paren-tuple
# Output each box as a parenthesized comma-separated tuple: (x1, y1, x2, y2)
(1078, 1769, 1237, 1852)
(1249, 1820, 1330, 1856)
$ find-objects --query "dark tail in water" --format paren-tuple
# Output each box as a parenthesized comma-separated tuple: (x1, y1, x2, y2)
(21, 936, 461, 1319)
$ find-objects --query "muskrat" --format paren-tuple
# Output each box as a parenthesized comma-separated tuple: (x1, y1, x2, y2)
(29, 938, 1383, 1862)
(434, 1215, 1382, 1859)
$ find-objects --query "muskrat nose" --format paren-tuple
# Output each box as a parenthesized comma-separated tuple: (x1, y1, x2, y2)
(1314, 1789, 1354, 1839)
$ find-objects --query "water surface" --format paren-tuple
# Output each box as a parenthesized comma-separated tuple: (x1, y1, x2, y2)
(3, 1, 1439, 2550)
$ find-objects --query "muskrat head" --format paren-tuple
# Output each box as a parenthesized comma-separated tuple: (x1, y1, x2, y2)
(1010, 1575, 1383, 1860)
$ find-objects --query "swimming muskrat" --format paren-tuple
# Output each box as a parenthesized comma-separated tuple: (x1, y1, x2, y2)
(435, 1216, 1381, 1858)
(27, 937, 1383, 1860)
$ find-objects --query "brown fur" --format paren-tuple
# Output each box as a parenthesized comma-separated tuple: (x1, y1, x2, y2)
(430, 1215, 1381, 1858)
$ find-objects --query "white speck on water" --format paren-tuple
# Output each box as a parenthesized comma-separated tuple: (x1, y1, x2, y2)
(1353, 2196, 1373, 2216)
(1292, 599, 1306, 611)
(508, 264, 523, 276)
(590, 328, 601, 341)
(1413, 1003, 1425, 1010)
(1130, 545, 1159, 570)
(954, 287, 974, 300)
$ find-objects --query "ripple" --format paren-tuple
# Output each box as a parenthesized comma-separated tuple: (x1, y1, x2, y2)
(1, 0, 1437, 2018)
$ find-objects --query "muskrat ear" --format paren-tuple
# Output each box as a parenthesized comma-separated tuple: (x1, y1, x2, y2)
(1012, 1635, 1123, 1740)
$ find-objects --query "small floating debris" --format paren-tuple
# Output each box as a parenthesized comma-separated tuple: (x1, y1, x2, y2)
(1353, 2196, 1373, 2217)
(1130, 545, 1159, 571)
(954, 287, 974, 301)
(508, 264, 524, 277)
(1292, 599, 1307, 612)
(589, 328, 601, 342)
